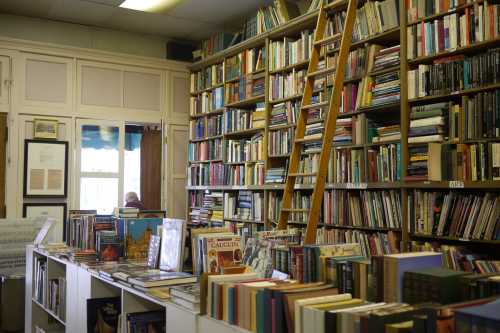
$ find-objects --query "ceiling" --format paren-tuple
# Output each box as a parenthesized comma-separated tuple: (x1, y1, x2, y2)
(0, 0, 273, 41)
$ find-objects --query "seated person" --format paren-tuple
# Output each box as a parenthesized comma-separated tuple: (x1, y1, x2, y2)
(125, 191, 144, 210)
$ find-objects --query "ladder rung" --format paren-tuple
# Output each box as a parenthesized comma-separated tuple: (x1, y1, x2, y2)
(295, 136, 322, 143)
(314, 33, 342, 47)
(325, 0, 348, 10)
(302, 101, 329, 110)
(288, 172, 317, 177)
(307, 67, 335, 78)
(281, 208, 310, 212)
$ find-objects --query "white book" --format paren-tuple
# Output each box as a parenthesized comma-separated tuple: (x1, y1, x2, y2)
(295, 294, 351, 333)
(408, 134, 444, 143)
(410, 116, 445, 127)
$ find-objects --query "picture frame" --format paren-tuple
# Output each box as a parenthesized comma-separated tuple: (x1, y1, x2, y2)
(22, 202, 67, 222)
(34, 118, 58, 140)
(23, 139, 69, 198)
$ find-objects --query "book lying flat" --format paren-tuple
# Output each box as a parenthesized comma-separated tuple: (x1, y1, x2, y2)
(128, 270, 196, 288)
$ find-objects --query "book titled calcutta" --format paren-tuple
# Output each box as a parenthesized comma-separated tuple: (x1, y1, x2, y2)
(205, 236, 242, 273)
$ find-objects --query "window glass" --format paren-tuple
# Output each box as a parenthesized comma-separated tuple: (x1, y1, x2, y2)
(81, 125, 119, 173)
(80, 177, 119, 214)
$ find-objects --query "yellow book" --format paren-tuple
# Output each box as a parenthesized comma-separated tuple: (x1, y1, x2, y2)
(250, 289, 258, 332)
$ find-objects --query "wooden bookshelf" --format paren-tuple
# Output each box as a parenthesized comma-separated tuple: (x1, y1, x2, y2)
(187, 0, 500, 257)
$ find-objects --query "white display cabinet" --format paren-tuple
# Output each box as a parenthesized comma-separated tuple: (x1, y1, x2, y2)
(26, 246, 257, 333)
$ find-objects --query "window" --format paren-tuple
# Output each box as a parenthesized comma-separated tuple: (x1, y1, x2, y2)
(77, 121, 145, 214)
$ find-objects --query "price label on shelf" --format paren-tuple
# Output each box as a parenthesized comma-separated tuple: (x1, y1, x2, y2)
(449, 181, 464, 188)
(346, 183, 368, 189)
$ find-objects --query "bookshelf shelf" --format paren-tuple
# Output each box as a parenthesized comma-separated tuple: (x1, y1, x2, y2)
(188, 159, 223, 164)
(327, 27, 401, 56)
(269, 94, 303, 104)
(403, 181, 500, 189)
(408, 37, 500, 65)
(323, 224, 402, 232)
(411, 233, 500, 245)
(368, 65, 400, 77)
(190, 108, 225, 119)
(225, 94, 265, 108)
(406, 0, 483, 27)
(32, 298, 66, 326)
(408, 82, 500, 104)
(223, 218, 265, 224)
(190, 135, 223, 142)
(269, 60, 310, 74)
(190, 83, 224, 95)
(224, 127, 265, 138)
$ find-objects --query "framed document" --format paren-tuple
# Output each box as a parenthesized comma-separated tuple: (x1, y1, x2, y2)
(34, 118, 58, 139)
(23, 203, 67, 222)
(23, 140, 68, 198)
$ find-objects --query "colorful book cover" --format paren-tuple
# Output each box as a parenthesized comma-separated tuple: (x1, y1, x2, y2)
(242, 238, 274, 278)
(116, 218, 163, 261)
(205, 236, 242, 273)
(87, 297, 121, 333)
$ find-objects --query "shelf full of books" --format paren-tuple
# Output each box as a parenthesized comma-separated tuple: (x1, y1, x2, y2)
(187, 0, 406, 252)
(188, 0, 500, 268)
(402, 0, 500, 256)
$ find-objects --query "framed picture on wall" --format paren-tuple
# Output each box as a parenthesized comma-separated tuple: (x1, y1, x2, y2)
(23, 139, 68, 198)
(34, 118, 58, 139)
(22, 202, 67, 222)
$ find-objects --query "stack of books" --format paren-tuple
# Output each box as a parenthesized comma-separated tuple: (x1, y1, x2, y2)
(333, 118, 353, 144)
(265, 167, 287, 184)
(371, 44, 400, 72)
(369, 71, 400, 106)
(371, 124, 401, 143)
(406, 144, 442, 181)
(408, 102, 447, 144)
(199, 192, 224, 226)
(170, 284, 200, 312)
(113, 207, 139, 218)
(269, 101, 299, 127)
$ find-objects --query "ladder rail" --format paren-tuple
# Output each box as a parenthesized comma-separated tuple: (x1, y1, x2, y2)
(277, 3, 328, 230)
(276, 0, 359, 246)
(304, 0, 358, 244)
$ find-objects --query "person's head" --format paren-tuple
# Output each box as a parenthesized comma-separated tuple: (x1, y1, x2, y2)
(125, 191, 139, 203)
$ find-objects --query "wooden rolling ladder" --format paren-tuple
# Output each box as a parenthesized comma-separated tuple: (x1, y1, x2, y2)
(277, 0, 358, 244)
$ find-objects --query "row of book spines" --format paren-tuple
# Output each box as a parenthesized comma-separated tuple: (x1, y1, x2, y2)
(406, 142, 500, 182)
(406, 3, 499, 58)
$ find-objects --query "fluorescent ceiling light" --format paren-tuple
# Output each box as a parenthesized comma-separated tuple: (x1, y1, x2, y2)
(119, 0, 182, 12)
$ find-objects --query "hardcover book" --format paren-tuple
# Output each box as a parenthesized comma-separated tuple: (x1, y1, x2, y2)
(205, 235, 242, 273)
(87, 297, 121, 333)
